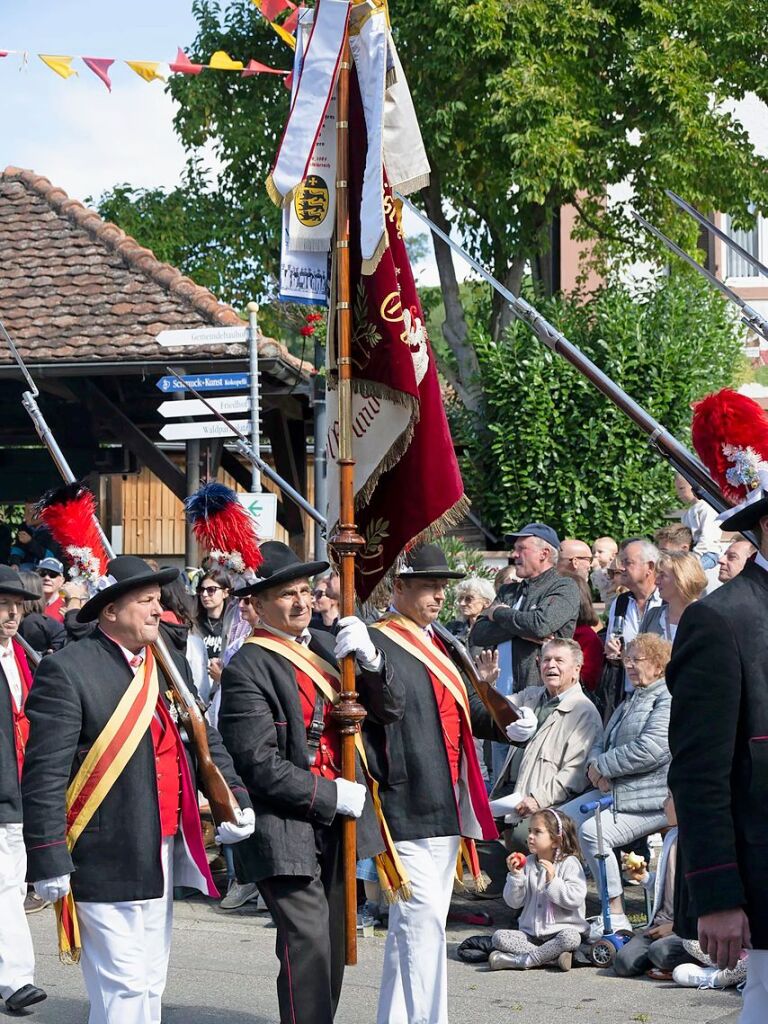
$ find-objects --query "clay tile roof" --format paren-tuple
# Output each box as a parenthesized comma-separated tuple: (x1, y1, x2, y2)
(0, 167, 309, 376)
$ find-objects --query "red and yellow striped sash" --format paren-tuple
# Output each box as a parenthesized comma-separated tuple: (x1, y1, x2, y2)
(372, 614, 488, 891)
(56, 648, 159, 963)
(245, 632, 412, 902)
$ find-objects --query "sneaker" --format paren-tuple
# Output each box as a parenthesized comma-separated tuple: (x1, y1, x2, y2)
(556, 951, 573, 972)
(24, 891, 50, 914)
(488, 951, 532, 971)
(673, 963, 722, 988)
(588, 913, 633, 939)
(219, 880, 260, 910)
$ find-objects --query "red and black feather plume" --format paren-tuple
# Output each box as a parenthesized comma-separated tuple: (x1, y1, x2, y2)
(184, 482, 263, 572)
(34, 482, 109, 578)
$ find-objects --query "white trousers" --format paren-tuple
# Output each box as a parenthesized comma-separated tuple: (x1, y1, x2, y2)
(741, 949, 768, 1024)
(76, 837, 174, 1024)
(0, 822, 35, 1000)
(377, 835, 461, 1024)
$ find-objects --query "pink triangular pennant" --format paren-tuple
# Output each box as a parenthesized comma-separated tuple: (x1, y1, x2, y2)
(241, 58, 287, 77)
(283, 70, 293, 91)
(260, 0, 290, 20)
(169, 47, 203, 75)
(282, 8, 299, 33)
(82, 56, 114, 91)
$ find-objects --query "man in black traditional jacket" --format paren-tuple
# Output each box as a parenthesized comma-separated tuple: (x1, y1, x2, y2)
(220, 542, 402, 1024)
(22, 556, 254, 1024)
(366, 544, 501, 1024)
(0, 566, 46, 1013)
(668, 389, 768, 1019)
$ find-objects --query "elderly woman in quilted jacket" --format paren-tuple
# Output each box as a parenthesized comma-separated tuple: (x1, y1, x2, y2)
(559, 633, 672, 933)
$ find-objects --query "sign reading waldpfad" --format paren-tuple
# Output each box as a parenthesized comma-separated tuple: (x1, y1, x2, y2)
(237, 492, 278, 541)
(325, 70, 467, 601)
(159, 419, 252, 441)
(155, 325, 248, 348)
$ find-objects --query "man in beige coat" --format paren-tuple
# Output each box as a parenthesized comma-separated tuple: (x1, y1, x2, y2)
(489, 638, 602, 851)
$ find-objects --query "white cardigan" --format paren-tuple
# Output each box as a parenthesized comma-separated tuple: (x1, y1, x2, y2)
(503, 854, 588, 939)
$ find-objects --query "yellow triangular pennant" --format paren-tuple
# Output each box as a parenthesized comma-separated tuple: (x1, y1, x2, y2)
(125, 60, 166, 83)
(270, 21, 296, 49)
(208, 50, 244, 71)
(39, 54, 77, 79)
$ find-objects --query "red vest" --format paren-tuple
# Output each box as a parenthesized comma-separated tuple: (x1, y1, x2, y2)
(295, 666, 342, 780)
(429, 633, 462, 786)
(150, 705, 181, 837)
(8, 641, 32, 778)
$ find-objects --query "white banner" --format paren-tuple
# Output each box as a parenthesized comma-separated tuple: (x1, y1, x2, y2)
(266, 0, 350, 207)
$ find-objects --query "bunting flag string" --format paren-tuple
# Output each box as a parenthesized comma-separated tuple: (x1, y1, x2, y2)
(0, 46, 290, 90)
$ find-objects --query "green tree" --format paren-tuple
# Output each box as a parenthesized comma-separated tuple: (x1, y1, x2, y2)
(453, 272, 747, 539)
(91, 0, 767, 411)
(158, 0, 768, 413)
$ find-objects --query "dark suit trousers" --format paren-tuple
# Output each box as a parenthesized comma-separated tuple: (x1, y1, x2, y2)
(258, 821, 345, 1024)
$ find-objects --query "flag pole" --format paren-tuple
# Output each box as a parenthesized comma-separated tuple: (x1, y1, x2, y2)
(329, 35, 366, 967)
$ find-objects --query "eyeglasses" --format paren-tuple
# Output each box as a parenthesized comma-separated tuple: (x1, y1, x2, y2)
(198, 586, 223, 596)
(622, 655, 648, 666)
(37, 569, 61, 579)
(312, 589, 328, 598)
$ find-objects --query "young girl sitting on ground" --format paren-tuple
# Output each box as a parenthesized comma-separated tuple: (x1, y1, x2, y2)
(458, 808, 587, 972)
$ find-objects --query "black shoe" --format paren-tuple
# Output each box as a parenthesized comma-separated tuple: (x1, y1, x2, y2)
(5, 985, 47, 1012)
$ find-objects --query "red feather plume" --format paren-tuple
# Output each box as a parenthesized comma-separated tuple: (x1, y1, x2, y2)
(184, 482, 263, 572)
(691, 388, 768, 503)
(35, 483, 109, 576)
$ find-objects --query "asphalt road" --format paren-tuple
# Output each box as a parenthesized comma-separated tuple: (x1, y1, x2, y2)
(10, 896, 742, 1024)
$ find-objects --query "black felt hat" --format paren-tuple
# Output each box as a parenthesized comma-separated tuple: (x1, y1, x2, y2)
(236, 542, 329, 598)
(0, 564, 40, 601)
(394, 543, 465, 580)
(77, 556, 179, 623)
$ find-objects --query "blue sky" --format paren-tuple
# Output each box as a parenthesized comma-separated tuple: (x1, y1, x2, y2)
(0, 1, 461, 286)
(2, 1, 204, 200)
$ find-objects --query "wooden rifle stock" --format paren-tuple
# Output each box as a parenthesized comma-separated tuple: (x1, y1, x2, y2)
(433, 623, 519, 732)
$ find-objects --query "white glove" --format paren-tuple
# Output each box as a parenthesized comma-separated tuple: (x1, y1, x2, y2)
(334, 616, 381, 671)
(505, 705, 538, 743)
(34, 874, 71, 902)
(216, 807, 256, 845)
(334, 777, 367, 819)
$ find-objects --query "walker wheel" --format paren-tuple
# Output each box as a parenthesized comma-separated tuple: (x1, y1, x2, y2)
(591, 939, 617, 966)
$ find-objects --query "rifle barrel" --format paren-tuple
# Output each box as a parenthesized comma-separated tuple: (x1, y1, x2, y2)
(665, 190, 768, 281)
(632, 211, 768, 344)
(398, 194, 737, 524)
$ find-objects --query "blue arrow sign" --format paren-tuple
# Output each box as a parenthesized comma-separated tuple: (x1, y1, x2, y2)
(155, 372, 250, 394)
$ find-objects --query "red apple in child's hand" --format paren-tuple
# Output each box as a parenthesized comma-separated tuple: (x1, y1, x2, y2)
(507, 852, 526, 872)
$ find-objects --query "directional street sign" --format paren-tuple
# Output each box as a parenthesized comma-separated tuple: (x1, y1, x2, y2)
(155, 372, 250, 393)
(159, 419, 252, 442)
(237, 492, 278, 541)
(157, 396, 251, 419)
(156, 325, 248, 348)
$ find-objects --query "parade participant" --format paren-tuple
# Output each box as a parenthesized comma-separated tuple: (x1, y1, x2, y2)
(22, 556, 254, 1024)
(37, 556, 65, 623)
(0, 566, 46, 1013)
(367, 544, 501, 1024)
(717, 538, 755, 582)
(667, 388, 768, 1022)
(219, 541, 404, 1024)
